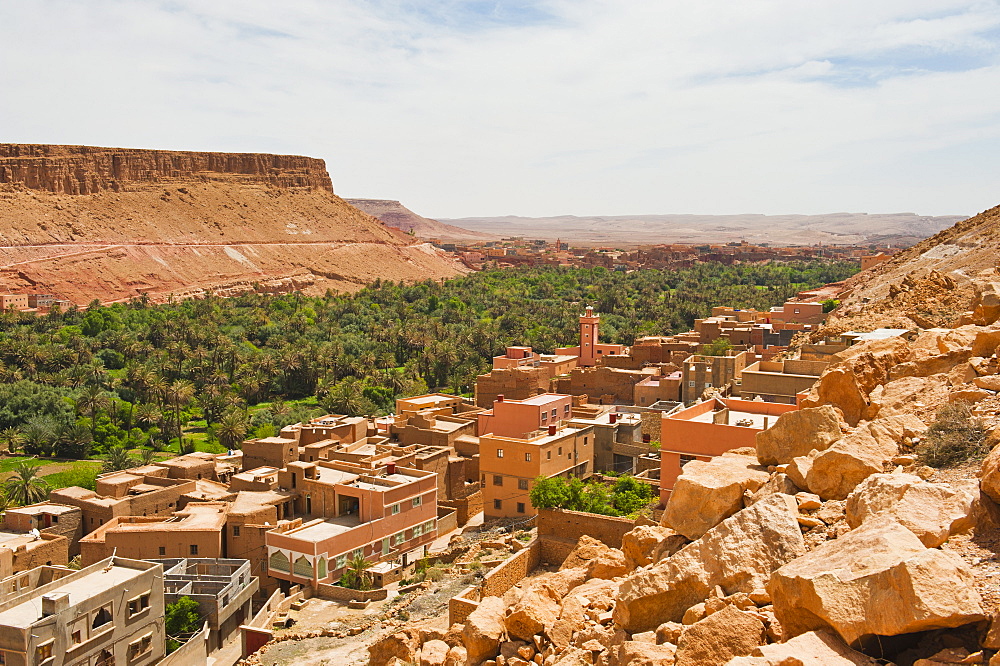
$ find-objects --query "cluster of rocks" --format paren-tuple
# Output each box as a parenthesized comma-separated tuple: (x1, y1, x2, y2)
(369, 314, 1000, 665)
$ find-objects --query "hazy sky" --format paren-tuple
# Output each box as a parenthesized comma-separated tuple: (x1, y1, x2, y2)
(2, 1, 999, 218)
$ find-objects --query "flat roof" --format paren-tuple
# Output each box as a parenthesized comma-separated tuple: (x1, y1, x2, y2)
(687, 409, 773, 429)
(402, 394, 461, 406)
(6, 504, 77, 516)
(285, 515, 362, 542)
(0, 563, 147, 628)
(518, 394, 570, 406)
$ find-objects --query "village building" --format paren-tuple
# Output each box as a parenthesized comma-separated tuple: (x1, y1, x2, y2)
(738, 358, 828, 404)
(659, 397, 797, 502)
(155, 557, 258, 652)
(681, 349, 750, 403)
(0, 556, 165, 666)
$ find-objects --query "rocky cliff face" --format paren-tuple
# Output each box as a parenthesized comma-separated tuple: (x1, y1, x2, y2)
(0, 144, 465, 303)
(0, 144, 333, 194)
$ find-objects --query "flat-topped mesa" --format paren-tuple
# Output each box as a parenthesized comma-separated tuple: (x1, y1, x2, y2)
(0, 144, 334, 194)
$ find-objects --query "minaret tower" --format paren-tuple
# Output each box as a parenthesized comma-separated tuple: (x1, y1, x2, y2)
(579, 306, 600, 366)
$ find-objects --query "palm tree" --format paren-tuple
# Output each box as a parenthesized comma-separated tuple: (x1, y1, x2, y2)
(75, 385, 110, 438)
(0, 427, 25, 454)
(102, 444, 136, 473)
(4, 461, 49, 506)
(341, 553, 373, 591)
(138, 447, 157, 466)
(215, 410, 249, 451)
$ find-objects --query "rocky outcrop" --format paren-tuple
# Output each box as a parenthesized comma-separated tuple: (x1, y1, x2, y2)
(614, 494, 805, 633)
(0, 143, 333, 194)
(768, 517, 985, 644)
(845, 472, 977, 547)
(786, 426, 897, 500)
(674, 605, 764, 665)
(345, 198, 493, 240)
(558, 535, 629, 580)
(462, 597, 507, 665)
(725, 630, 880, 665)
(755, 406, 844, 466)
(621, 525, 685, 569)
(664, 451, 770, 539)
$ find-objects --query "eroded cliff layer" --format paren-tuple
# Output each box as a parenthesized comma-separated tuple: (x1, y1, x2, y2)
(0, 143, 333, 194)
(0, 144, 464, 303)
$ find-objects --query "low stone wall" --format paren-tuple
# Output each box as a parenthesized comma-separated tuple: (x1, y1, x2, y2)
(448, 539, 541, 625)
(437, 506, 458, 536)
(538, 536, 578, 567)
(315, 583, 389, 603)
(449, 587, 481, 626)
(440, 490, 483, 526)
(536, 508, 635, 549)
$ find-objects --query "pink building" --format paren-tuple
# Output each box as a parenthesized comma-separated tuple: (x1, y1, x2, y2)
(659, 398, 797, 503)
(477, 394, 574, 439)
(493, 347, 542, 369)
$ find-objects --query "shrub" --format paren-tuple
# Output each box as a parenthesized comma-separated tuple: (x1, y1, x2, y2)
(916, 402, 988, 468)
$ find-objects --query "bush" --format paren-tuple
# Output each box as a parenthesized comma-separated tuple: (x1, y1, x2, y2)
(916, 402, 988, 468)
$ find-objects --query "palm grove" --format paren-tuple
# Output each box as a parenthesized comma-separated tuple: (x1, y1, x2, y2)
(0, 262, 856, 507)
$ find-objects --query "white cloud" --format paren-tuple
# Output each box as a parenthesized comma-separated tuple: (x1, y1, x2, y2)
(0, 0, 998, 218)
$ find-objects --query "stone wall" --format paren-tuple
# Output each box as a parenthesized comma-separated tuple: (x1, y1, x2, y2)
(554, 367, 647, 404)
(437, 507, 458, 536)
(159, 621, 209, 666)
(448, 539, 541, 625)
(314, 584, 389, 602)
(537, 508, 635, 549)
(439, 489, 483, 526)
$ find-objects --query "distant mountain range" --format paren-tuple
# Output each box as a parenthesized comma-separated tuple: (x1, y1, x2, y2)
(439, 212, 967, 247)
(345, 199, 496, 241)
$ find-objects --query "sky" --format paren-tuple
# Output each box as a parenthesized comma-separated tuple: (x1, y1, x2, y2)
(2, 1, 1000, 218)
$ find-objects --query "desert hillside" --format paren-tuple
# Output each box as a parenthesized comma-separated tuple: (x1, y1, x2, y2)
(0, 144, 465, 303)
(345, 198, 495, 241)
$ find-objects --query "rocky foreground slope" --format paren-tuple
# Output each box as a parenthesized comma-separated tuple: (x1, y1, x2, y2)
(368, 206, 1000, 665)
(0, 144, 465, 303)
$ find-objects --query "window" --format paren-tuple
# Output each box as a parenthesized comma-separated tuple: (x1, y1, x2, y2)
(127, 593, 150, 618)
(70, 629, 82, 646)
(551, 409, 557, 418)
(583, 437, 588, 446)
(517, 503, 526, 513)
(547, 451, 551, 460)
(158, 546, 165, 556)
(541, 412, 547, 422)
(270, 551, 290, 573)
(494, 499, 502, 510)
(35, 641, 53, 662)
(129, 633, 152, 660)
(424, 519, 436, 533)
(518, 479, 529, 491)
(392, 504, 400, 515)
(493, 475, 503, 486)
(680, 455, 696, 467)
(564, 405, 570, 414)
(412, 495, 422, 507)
(558, 447, 562, 455)
(190, 544, 199, 556)
(92, 604, 113, 630)
(688, 380, 696, 387)
(413, 523, 423, 537)
(335, 554, 348, 569)
(705, 382, 712, 388)
(51, 515, 58, 524)
(524, 452, 531, 462)
(496, 449, 504, 458)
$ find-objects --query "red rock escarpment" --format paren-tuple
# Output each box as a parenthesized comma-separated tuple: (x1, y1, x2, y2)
(0, 143, 333, 194)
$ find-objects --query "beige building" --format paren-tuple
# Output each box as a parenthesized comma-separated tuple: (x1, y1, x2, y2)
(0, 556, 165, 666)
(738, 359, 827, 404)
(681, 350, 749, 403)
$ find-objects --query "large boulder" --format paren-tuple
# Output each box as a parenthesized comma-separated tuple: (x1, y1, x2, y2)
(462, 596, 507, 665)
(768, 517, 985, 644)
(981, 444, 1000, 503)
(369, 628, 422, 666)
(756, 406, 844, 466)
(559, 535, 628, 579)
(420, 640, 451, 666)
(622, 525, 686, 569)
(549, 577, 620, 650)
(972, 281, 1000, 325)
(504, 586, 560, 642)
(609, 641, 676, 666)
(845, 472, 978, 547)
(664, 452, 771, 539)
(786, 427, 896, 500)
(614, 494, 805, 633)
(866, 374, 950, 422)
(725, 630, 880, 665)
(674, 605, 764, 666)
